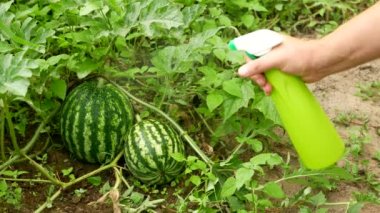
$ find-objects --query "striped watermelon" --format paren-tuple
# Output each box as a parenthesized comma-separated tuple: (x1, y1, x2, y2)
(124, 119, 186, 185)
(60, 78, 134, 164)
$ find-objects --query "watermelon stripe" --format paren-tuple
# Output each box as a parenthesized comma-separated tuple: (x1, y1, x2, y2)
(102, 90, 113, 162)
(164, 124, 182, 171)
(61, 85, 84, 152)
(75, 87, 92, 161)
(89, 90, 101, 163)
(137, 122, 159, 169)
(96, 90, 107, 162)
(83, 98, 95, 163)
(128, 124, 156, 171)
(107, 87, 130, 158)
(143, 122, 164, 171)
(67, 90, 89, 160)
(150, 120, 169, 166)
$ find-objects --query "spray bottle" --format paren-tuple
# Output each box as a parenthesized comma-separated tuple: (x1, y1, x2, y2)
(228, 29, 345, 169)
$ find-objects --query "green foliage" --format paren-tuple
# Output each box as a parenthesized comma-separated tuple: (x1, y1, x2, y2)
(0, 180, 22, 208)
(0, 0, 377, 212)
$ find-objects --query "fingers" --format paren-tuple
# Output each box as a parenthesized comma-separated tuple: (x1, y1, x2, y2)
(238, 54, 280, 77)
(249, 74, 272, 95)
(250, 74, 266, 87)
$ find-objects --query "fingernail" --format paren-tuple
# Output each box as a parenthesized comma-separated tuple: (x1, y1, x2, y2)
(238, 65, 248, 76)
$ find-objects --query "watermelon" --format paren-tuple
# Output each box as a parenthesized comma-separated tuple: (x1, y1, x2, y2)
(124, 119, 186, 185)
(60, 78, 134, 164)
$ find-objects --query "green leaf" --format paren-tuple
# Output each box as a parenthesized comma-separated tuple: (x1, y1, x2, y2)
(130, 192, 144, 204)
(182, 4, 205, 26)
(241, 14, 254, 28)
(0, 41, 13, 53)
(255, 96, 282, 125)
(213, 49, 226, 62)
(0, 52, 38, 97)
(188, 28, 221, 49)
(87, 176, 102, 187)
(126, 0, 183, 37)
(315, 208, 328, 213)
(0, 170, 28, 178)
(235, 167, 254, 189)
(0, 1, 13, 15)
(275, 4, 284, 11)
(74, 58, 100, 79)
(218, 15, 231, 26)
(309, 192, 326, 206)
(226, 51, 245, 64)
(221, 177, 237, 198)
(61, 167, 73, 176)
(79, 0, 103, 16)
(228, 196, 245, 212)
(223, 78, 243, 97)
(250, 2, 268, 12)
(51, 79, 67, 100)
(246, 138, 263, 152)
(0, 180, 7, 192)
(198, 66, 220, 88)
(47, 54, 69, 66)
(250, 153, 283, 168)
(374, 150, 380, 161)
(348, 203, 364, 213)
(241, 80, 255, 103)
(99, 181, 111, 194)
(223, 97, 245, 121)
(207, 92, 223, 112)
(190, 175, 201, 186)
(170, 152, 186, 162)
(262, 182, 285, 199)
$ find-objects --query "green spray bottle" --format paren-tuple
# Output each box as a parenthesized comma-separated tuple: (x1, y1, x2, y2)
(228, 29, 345, 169)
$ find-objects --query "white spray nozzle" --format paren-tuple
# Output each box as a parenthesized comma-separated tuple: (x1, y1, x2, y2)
(229, 29, 283, 57)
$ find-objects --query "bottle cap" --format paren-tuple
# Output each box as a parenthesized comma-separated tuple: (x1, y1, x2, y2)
(229, 29, 283, 57)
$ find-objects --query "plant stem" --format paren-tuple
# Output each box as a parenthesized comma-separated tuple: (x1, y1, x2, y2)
(222, 143, 244, 165)
(63, 151, 124, 189)
(274, 173, 331, 184)
(255, 172, 342, 191)
(116, 167, 131, 189)
(34, 188, 62, 213)
(323, 202, 350, 206)
(0, 177, 51, 183)
(22, 107, 59, 153)
(3, 96, 20, 153)
(110, 80, 213, 167)
(23, 153, 64, 186)
(0, 103, 5, 161)
(194, 109, 215, 135)
(0, 107, 59, 171)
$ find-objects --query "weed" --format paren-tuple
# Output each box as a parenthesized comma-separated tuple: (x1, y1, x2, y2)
(356, 81, 380, 101)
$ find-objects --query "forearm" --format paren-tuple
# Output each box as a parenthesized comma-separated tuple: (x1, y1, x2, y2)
(313, 2, 380, 76)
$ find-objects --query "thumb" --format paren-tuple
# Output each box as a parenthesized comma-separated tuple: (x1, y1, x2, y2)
(238, 53, 281, 77)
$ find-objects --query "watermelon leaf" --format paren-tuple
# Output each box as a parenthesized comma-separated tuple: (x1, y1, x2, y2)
(221, 177, 237, 198)
(0, 52, 38, 97)
(262, 182, 285, 199)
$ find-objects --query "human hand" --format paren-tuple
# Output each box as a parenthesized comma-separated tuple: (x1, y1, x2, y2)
(237, 36, 322, 95)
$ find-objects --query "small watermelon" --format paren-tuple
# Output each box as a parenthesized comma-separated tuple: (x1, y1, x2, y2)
(60, 78, 134, 163)
(124, 119, 186, 185)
